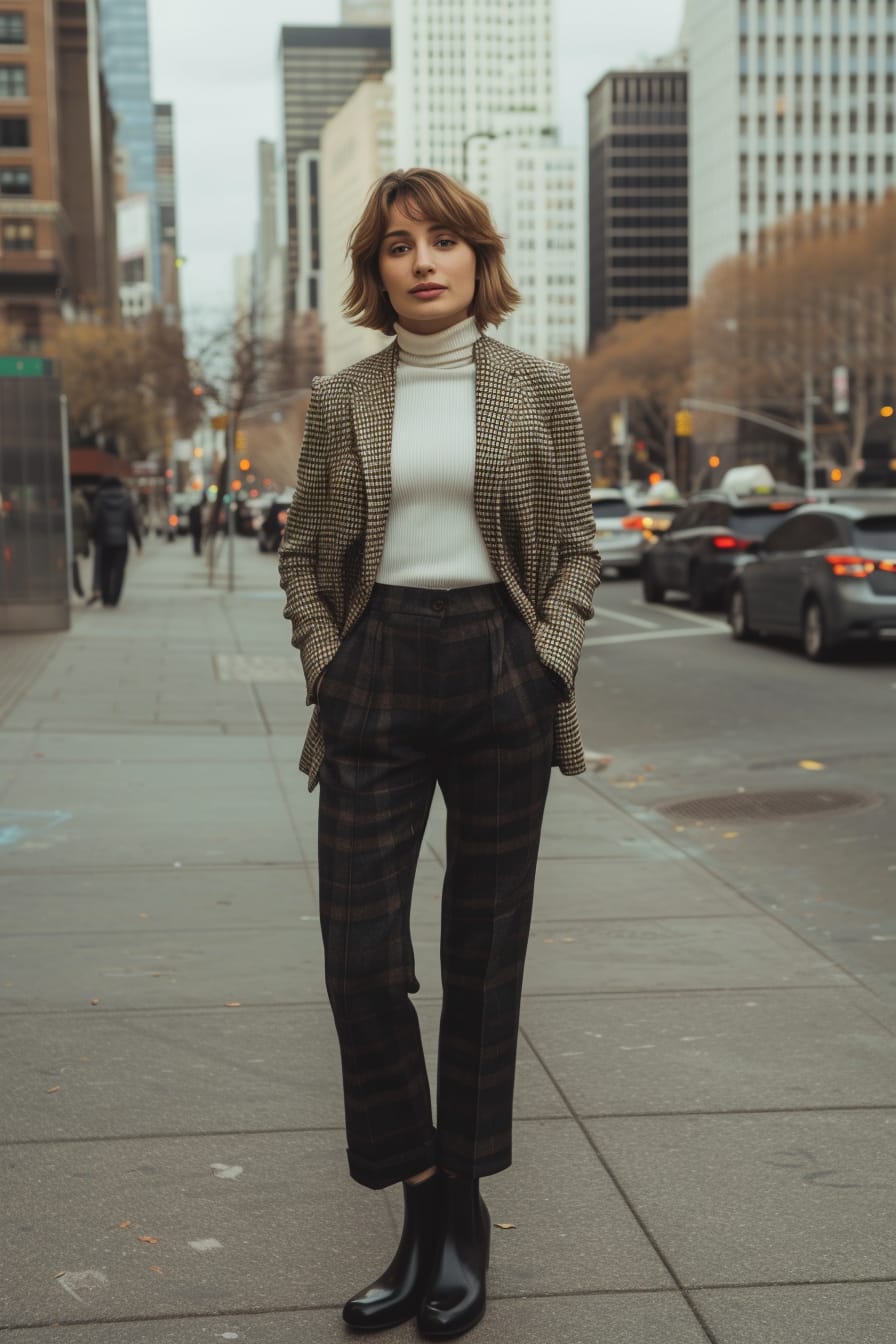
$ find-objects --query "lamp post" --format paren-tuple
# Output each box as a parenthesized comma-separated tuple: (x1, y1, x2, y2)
(461, 130, 496, 182)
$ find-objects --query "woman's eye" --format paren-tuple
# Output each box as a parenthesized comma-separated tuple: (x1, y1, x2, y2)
(436, 238, 456, 248)
(389, 244, 409, 255)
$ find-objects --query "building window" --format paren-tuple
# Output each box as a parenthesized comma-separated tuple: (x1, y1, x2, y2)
(2, 219, 34, 251)
(0, 64, 26, 96)
(0, 13, 25, 44)
(6, 303, 40, 349)
(0, 116, 28, 147)
(0, 165, 30, 194)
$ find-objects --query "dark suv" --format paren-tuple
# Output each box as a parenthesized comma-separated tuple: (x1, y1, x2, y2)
(641, 487, 807, 610)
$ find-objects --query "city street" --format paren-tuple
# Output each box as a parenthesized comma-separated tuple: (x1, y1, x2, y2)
(0, 537, 894, 1343)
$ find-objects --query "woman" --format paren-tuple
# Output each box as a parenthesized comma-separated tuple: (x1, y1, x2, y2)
(279, 167, 599, 1339)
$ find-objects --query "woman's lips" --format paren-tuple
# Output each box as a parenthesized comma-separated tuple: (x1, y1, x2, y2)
(410, 285, 446, 298)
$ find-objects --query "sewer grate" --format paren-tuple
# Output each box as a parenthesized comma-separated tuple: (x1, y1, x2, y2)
(656, 789, 879, 825)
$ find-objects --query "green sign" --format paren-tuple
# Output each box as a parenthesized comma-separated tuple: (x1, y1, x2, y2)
(0, 356, 54, 377)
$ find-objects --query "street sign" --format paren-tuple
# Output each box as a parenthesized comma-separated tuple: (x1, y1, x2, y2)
(611, 413, 625, 447)
(211, 413, 229, 430)
(0, 356, 54, 377)
(675, 410, 693, 437)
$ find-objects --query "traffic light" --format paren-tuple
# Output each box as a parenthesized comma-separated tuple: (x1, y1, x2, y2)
(675, 410, 693, 437)
(239, 457, 251, 473)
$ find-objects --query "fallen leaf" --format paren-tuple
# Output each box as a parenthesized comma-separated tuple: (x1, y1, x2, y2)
(560, 937, 575, 943)
(799, 759, 826, 771)
(90, 999, 100, 1006)
(138, 913, 148, 919)
(54, 1271, 66, 1278)
(47, 1086, 61, 1094)
(79, 1057, 89, 1062)
(723, 832, 740, 839)
(224, 1001, 241, 1008)
(543, 938, 554, 944)
(494, 1222, 516, 1230)
(138, 1235, 158, 1245)
(118, 1221, 131, 1230)
(149, 1265, 163, 1274)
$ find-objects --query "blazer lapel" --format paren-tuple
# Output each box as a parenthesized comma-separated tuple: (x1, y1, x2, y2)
(473, 337, 523, 549)
(350, 342, 398, 586)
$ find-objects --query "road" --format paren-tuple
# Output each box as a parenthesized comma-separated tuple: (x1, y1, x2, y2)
(576, 573, 896, 1003)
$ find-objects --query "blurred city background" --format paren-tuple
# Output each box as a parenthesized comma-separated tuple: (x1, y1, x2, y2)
(0, 0, 895, 634)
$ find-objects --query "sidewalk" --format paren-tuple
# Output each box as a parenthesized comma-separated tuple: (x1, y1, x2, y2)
(1, 538, 894, 1343)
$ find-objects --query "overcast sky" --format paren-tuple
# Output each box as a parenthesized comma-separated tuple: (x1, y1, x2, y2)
(147, 0, 684, 327)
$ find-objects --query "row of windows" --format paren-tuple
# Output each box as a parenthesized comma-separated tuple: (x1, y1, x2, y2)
(740, 150, 895, 170)
(609, 194, 688, 209)
(737, 103, 894, 127)
(609, 274, 689, 289)
(610, 134, 687, 148)
(610, 76, 687, 105)
(608, 155, 688, 169)
(738, 71, 895, 94)
(611, 108, 687, 126)
(608, 175, 688, 189)
(612, 214, 689, 229)
(605, 237, 689, 250)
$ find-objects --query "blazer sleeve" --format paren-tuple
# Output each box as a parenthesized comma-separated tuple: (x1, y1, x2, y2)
(533, 364, 601, 696)
(278, 378, 341, 705)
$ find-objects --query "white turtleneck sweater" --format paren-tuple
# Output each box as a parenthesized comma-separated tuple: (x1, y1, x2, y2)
(375, 315, 499, 589)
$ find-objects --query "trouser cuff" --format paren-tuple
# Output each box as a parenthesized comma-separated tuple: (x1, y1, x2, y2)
(347, 1131, 438, 1190)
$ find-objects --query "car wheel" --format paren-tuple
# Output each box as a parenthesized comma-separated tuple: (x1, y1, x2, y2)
(801, 598, 832, 662)
(687, 563, 707, 612)
(728, 585, 754, 641)
(641, 560, 665, 603)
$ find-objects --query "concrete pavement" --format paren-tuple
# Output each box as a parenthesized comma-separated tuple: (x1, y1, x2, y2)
(1, 536, 894, 1342)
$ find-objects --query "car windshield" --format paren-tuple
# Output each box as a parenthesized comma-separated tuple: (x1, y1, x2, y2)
(853, 517, 896, 551)
(592, 500, 629, 519)
(638, 503, 682, 517)
(731, 506, 800, 538)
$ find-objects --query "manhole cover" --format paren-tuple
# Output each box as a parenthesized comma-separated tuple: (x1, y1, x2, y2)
(656, 789, 879, 825)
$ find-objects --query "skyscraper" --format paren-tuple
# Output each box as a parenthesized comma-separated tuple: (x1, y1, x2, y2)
(587, 66, 689, 342)
(277, 25, 391, 322)
(682, 0, 896, 295)
(97, 0, 160, 302)
(154, 103, 180, 324)
(392, 0, 586, 358)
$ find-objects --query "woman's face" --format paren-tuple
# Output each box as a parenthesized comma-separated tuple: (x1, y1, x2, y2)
(378, 200, 477, 335)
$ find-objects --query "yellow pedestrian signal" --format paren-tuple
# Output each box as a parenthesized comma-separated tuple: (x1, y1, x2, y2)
(675, 410, 693, 437)
(235, 430, 247, 453)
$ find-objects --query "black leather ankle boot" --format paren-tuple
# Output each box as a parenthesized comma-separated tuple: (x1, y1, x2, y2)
(342, 1171, 440, 1331)
(418, 1171, 490, 1339)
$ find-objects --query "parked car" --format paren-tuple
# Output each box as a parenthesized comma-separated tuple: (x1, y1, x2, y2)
(590, 488, 644, 575)
(727, 502, 896, 660)
(258, 491, 294, 552)
(641, 485, 807, 610)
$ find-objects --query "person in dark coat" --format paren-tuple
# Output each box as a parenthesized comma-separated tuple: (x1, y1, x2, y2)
(91, 476, 142, 607)
(188, 496, 204, 555)
(70, 488, 91, 598)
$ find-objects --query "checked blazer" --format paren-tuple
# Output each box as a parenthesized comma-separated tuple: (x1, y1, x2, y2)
(279, 333, 601, 790)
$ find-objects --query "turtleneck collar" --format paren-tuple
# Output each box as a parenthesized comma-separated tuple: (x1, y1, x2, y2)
(394, 315, 480, 369)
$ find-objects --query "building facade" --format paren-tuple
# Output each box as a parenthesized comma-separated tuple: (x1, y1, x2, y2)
(277, 24, 391, 323)
(391, 0, 586, 359)
(587, 67, 689, 343)
(154, 103, 180, 324)
(97, 0, 160, 302)
(682, 0, 896, 294)
(341, 0, 392, 22)
(255, 138, 284, 349)
(320, 75, 394, 373)
(0, 0, 119, 353)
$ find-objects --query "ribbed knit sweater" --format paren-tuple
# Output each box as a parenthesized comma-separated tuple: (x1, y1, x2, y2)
(375, 315, 499, 589)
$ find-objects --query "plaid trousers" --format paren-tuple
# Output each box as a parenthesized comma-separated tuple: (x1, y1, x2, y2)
(317, 582, 557, 1189)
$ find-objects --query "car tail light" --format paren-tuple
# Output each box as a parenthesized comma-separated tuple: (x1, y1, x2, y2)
(621, 515, 644, 530)
(711, 535, 751, 551)
(825, 553, 895, 578)
(168, 514, 178, 527)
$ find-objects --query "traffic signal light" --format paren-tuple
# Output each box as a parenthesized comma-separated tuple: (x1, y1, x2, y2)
(675, 410, 693, 437)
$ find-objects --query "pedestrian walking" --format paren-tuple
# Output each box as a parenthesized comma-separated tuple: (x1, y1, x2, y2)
(69, 487, 91, 599)
(188, 495, 204, 555)
(279, 167, 600, 1339)
(91, 476, 142, 607)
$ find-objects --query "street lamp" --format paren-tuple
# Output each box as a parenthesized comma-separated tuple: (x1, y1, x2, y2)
(461, 130, 496, 181)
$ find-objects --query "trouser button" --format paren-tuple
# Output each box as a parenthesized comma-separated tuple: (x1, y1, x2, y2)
(431, 597, 446, 612)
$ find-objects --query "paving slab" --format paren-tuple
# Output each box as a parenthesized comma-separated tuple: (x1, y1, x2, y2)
(692, 1283, 896, 1344)
(0, 1120, 670, 1329)
(0, 1001, 568, 1142)
(586, 1111, 896, 1285)
(521, 988, 896, 1113)
(0, 1291, 711, 1343)
(0, 865, 318, 936)
(510, 916, 852, 994)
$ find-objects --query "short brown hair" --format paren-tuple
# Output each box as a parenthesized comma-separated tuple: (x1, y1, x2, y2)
(343, 167, 521, 335)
